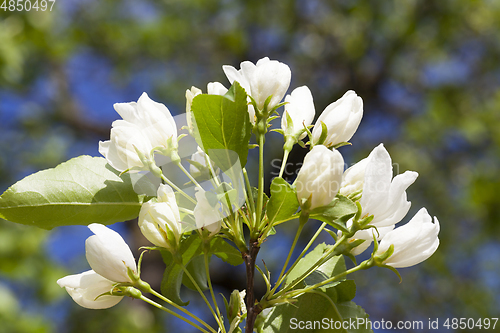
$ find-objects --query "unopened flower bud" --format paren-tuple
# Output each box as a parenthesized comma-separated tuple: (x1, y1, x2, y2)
(281, 86, 315, 140)
(312, 90, 363, 147)
(138, 184, 182, 251)
(295, 145, 344, 210)
(85, 224, 137, 283)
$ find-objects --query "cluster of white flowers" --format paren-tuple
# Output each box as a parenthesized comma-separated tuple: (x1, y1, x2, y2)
(289, 82, 440, 267)
(57, 56, 440, 311)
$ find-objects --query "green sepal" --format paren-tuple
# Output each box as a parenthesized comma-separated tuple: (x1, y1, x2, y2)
(270, 129, 285, 135)
(314, 120, 329, 146)
(270, 101, 288, 113)
(383, 264, 403, 283)
(332, 141, 352, 149)
(348, 189, 363, 202)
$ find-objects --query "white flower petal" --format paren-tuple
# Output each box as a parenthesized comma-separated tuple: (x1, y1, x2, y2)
(207, 82, 228, 96)
(194, 188, 222, 236)
(223, 57, 291, 111)
(359, 144, 393, 218)
(312, 90, 363, 146)
(100, 93, 177, 173)
(377, 208, 440, 268)
(282, 86, 315, 139)
(85, 224, 136, 283)
(295, 145, 344, 209)
(138, 187, 182, 250)
(57, 270, 123, 309)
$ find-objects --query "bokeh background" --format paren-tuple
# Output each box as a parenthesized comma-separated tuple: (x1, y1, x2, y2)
(1, 0, 499, 332)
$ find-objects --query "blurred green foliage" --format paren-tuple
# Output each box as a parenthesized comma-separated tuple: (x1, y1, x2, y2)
(1, 0, 500, 332)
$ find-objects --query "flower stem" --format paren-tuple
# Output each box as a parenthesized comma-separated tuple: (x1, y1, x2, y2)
(180, 263, 223, 331)
(204, 154, 221, 187)
(270, 211, 308, 294)
(243, 240, 261, 333)
(139, 295, 213, 333)
(242, 168, 256, 223)
(147, 288, 217, 333)
(160, 174, 196, 204)
(204, 251, 225, 333)
(254, 132, 266, 234)
(176, 161, 203, 189)
(272, 222, 327, 292)
(285, 261, 371, 298)
(278, 148, 291, 178)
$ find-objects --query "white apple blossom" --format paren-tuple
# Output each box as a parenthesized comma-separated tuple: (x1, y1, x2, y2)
(295, 145, 344, 210)
(99, 93, 177, 173)
(376, 208, 440, 268)
(58, 225, 137, 309)
(312, 90, 363, 147)
(281, 86, 315, 140)
(85, 224, 137, 283)
(57, 270, 123, 309)
(340, 144, 418, 233)
(194, 188, 222, 237)
(138, 184, 182, 251)
(223, 57, 291, 114)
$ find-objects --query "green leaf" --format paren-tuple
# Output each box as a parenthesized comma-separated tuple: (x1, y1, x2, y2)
(161, 234, 203, 305)
(336, 301, 372, 333)
(0, 156, 143, 230)
(265, 243, 364, 332)
(210, 237, 243, 266)
(262, 297, 372, 333)
(160, 250, 187, 306)
(267, 178, 299, 225)
(191, 81, 252, 171)
(334, 280, 357, 303)
(309, 195, 358, 233)
(284, 243, 346, 290)
(182, 255, 209, 291)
